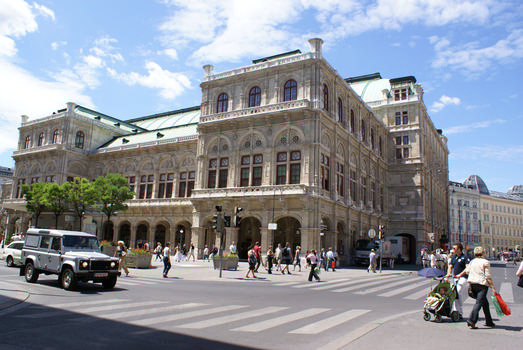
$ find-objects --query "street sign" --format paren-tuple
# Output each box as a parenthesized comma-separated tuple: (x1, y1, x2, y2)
(368, 228, 376, 239)
(268, 223, 277, 230)
(427, 232, 435, 243)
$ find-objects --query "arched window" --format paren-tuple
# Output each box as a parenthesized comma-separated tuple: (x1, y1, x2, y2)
(24, 135, 31, 149)
(370, 128, 375, 149)
(248, 86, 261, 107)
(350, 110, 355, 134)
(283, 80, 297, 101)
(323, 84, 329, 111)
(216, 93, 228, 113)
(38, 132, 44, 146)
(75, 131, 85, 149)
(52, 129, 60, 144)
(337, 98, 343, 122)
(361, 120, 366, 142)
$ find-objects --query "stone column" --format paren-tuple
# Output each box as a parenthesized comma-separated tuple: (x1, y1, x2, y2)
(129, 223, 137, 249)
(300, 228, 317, 252)
(226, 227, 239, 253)
(191, 226, 206, 259)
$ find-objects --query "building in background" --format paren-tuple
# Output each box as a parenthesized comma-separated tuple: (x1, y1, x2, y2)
(449, 175, 523, 258)
(2, 39, 449, 263)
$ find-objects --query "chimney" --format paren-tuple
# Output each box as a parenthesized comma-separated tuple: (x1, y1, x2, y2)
(203, 65, 214, 78)
(308, 38, 324, 58)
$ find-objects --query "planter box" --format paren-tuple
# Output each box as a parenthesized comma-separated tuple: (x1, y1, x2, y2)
(126, 254, 152, 269)
(213, 256, 239, 270)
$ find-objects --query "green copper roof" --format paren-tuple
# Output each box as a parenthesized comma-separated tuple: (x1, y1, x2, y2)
(75, 106, 145, 133)
(128, 106, 201, 130)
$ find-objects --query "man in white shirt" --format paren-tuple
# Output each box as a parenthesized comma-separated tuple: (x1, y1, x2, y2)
(229, 241, 237, 255)
(326, 247, 336, 272)
(368, 249, 377, 273)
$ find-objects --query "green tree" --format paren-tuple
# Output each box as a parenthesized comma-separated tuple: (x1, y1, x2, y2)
(63, 177, 97, 231)
(22, 182, 50, 227)
(47, 183, 68, 229)
(94, 173, 135, 239)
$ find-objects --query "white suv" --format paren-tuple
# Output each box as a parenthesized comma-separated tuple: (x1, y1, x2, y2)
(20, 229, 120, 290)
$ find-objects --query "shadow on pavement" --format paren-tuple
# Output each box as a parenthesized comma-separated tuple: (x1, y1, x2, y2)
(0, 295, 256, 350)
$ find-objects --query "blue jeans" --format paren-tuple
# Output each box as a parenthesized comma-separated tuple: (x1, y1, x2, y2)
(468, 283, 493, 325)
(163, 257, 171, 275)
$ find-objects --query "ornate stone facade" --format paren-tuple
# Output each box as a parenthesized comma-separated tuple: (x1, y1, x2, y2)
(2, 39, 449, 263)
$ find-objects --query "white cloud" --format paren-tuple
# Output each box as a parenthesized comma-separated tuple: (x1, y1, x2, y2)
(51, 41, 67, 50)
(430, 95, 461, 113)
(159, 0, 498, 65)
(31, 3, 55, 21)
(450, 144, 523, 163)
(431, 29, 523, 76)
(443, 119, 505, 135)
(109, 61, 191, 100)
(0, 58, 93, 155)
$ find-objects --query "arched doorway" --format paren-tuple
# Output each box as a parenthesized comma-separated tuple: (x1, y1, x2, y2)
(174, 224, 187, 248)
(154, 224, 167, 247)
(136, 223, 148, 248)
(103, 221, 114, 241)
(396, 233, 416, 264)
(274, 217, 301, 254)
(237, 217, 261, 259)
(118, 223, 131, 247)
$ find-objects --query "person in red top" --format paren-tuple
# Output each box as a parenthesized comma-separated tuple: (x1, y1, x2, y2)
(253, 242, 262, 272)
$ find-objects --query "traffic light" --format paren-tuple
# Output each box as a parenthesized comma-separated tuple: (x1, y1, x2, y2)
(378, 225, 384, 240)
(224, 215, 231, 227)
(234, 207, 243, 227)
(212, 214, 219, 231)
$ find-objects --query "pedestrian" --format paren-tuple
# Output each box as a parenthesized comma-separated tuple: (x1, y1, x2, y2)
(367, 249, 377, 273)
(210, 245, 218, 259)
(430, 250, 437, 268)
(456, 246, 497, 329)
(266, 245, 274, 274)
(281, 242, 292, 275)
(326, 247, 335, 272)
(305, 250, 311, 270)
(253, 242, 262, 272)
(203, 245, 209, 261)
(445, 243, 469, 319)
(275, 243, 282, 271)
(154, 242, 162, 261)
(320, 248, 327, 271)
(245, 246, 257, 278)
(229, 241, 237, 255)
(174, 244, 183, 262)
(162, 242, 171, 278)
(143, 241, 150, 252)
(187, 243, 195, 262)
(114, 240, 130, 277)
(293, 246, 301, 272)
(307, 249, 320, 282)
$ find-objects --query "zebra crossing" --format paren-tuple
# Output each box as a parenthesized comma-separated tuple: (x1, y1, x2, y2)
(15, 297, 374, 337)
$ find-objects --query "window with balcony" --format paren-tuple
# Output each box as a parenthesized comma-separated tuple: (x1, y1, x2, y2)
(240, 154, 263, 187)
(75, 131, 85, 149)
(216, 93, 228, 113)
(139, 174, 154, 199)
(276, 151, 301, 185)
(52, 129, 60, 144)
(24, 136, 31, 149)
(248, 86, 261, 107)
(284, 79, 297, 101)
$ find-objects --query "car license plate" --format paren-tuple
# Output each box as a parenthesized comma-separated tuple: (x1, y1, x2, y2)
(94, 273, 108, 278)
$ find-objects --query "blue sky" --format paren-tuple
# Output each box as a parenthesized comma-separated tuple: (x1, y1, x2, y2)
(0, 0, 521, 192)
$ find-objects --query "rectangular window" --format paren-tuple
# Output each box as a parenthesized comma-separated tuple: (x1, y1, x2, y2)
(336, 162, 344, 197)
(277, 165, 287, 185)
(361, 177, 367, 204)
(127, 176, 135, 194)
(403, 136, 409, 145)
(178, 182, 186, 198)
(240, 168, 250, 187)
(187, 172, 195, 197)
(321, 154, 330, 190)
(208, 170, 216, 188)
(402, 111, 408, 124)
(290, 164, 300, 184)
(403, 148, 409, 158)
(277, 152, 287, 162)
(158, 173, 174, 198)
(252, 167, 262, 186)
(396, 149, 402, 159)
(395, 112, 401, 126)
(218, 169, 228, 188)
(241, 155, 250, 165)
(395, 137, 402, 145)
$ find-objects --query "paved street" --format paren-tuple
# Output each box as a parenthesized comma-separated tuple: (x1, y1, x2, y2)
(0, 259, 521, 349)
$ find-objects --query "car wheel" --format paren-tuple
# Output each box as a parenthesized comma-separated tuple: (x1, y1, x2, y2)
(6, 256, 14, 267)
(25, 262, 39, 283)
(60, 267, 76, 290)
(102, 276, 117, 289)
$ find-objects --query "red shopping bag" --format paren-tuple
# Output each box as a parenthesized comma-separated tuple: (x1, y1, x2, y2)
(495, 292, 511, 316)
(331, 261, 336, 269)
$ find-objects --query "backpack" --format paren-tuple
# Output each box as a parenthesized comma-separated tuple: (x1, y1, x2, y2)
(249, 252, 257, 264)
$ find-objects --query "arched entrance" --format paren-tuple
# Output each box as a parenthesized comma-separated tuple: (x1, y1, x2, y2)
(274, 217, 301, 254)
(118, 223, 131, 247)
(396, 233, 416, 264)
(103, 221, 114, 241)
(174, 224, 187, 248)
(136, 223, 148, 248)
(154, 224, 167, 247)
(237, 217, 261, 259)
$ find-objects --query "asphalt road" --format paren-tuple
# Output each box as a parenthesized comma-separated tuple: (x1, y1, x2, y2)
(0, 259, 520, 350)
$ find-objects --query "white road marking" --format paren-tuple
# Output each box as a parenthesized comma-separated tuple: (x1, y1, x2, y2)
(232, 308, 330, 332)
(289, 309, 371, 334)
(178, 306, 287, 329)
(138, 305, 247, 326)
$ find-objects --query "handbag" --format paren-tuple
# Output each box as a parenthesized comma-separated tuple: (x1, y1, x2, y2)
(518, 275, 523, 288)
(494, 292, 511, 316)
(490, 295, 504, 317)
(467, 284, 477, 299)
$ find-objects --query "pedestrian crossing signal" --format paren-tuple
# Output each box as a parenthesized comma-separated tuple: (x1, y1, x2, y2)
(224, 215, 231, 227)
